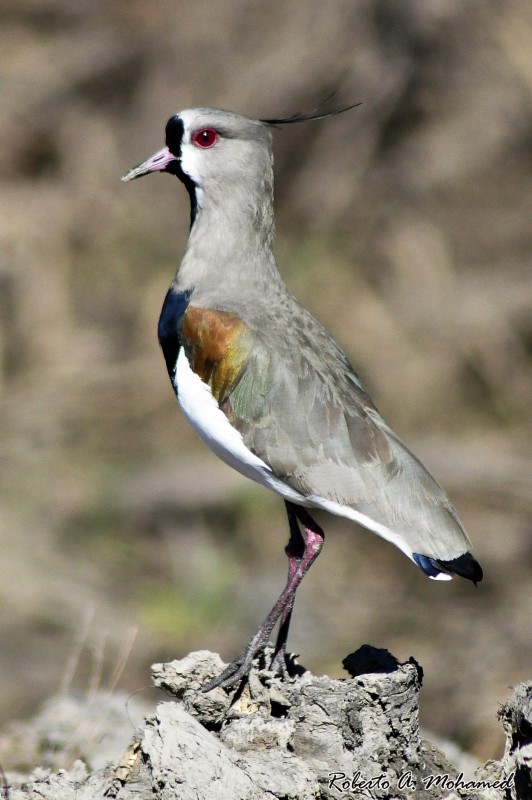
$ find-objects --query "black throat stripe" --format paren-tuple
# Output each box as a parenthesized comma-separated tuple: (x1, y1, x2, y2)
(165, 115, 198, 228)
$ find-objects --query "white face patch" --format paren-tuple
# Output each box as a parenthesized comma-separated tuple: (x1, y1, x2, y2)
(178, 109, 208, 190)
(179, 142, 203, 189)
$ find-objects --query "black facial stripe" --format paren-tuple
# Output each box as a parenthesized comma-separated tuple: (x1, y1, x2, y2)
(165, 115, 198, 228)
(165, 115, 185, 157)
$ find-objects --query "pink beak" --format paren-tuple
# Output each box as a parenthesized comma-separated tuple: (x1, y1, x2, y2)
(122, 146, 177, 182)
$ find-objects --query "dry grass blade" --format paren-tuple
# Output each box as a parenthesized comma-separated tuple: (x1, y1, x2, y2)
(59, 604, 95, 696)
(62, 626, 139, 770)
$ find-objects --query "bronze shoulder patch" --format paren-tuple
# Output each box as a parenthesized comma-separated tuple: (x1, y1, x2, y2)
(182, 307, 253, 403)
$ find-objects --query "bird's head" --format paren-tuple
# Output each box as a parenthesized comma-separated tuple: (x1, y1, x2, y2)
(122, 108, 273, 193)
(122, 102, 360, 227)
(122, 102, 362, 184)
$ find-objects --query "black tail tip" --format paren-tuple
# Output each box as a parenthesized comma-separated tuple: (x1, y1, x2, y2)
(439, 553, 484, 586)
(413, 551, 483, 585)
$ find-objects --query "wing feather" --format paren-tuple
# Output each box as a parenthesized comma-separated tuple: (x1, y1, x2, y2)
(179, 299, 473, 563)
(222, 314, 472, 562)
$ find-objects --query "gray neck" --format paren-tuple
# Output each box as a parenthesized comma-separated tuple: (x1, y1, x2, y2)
(173, 169, 289, 307)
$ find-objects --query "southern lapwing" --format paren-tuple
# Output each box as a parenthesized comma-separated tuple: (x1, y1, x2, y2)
(123, 104, 483, 691)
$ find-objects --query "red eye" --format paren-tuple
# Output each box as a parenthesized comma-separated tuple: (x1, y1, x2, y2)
(192, 128, 219, 148)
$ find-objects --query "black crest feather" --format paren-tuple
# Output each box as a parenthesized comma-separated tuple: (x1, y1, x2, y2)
(261, 93, 361, 127)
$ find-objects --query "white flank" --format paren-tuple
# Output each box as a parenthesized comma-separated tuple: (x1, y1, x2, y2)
(175, 350, 304, 503)
(175, 349, 453, 581)
(306, 496, 452, 581)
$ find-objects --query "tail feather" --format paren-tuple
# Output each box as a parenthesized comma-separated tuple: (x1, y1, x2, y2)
(413, 551, 483, 585)
(439, 553, 484, 585)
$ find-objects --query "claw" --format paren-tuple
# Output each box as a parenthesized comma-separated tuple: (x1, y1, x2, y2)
(201, 654, 249, 692)
(201, 634, 263, 692)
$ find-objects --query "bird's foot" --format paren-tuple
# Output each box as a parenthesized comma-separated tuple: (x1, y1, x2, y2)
(201, 634, 266, 692)
(201, 641, 306, 693)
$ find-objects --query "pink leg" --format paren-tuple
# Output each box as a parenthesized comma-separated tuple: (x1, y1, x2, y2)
(270, 502, 307, 669)
(202, 502, 324, 692)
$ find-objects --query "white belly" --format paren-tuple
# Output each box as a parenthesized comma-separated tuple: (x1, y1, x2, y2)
(174, 349, 305, 503)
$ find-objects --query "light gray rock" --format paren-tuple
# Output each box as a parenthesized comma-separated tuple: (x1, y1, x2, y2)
(143, 702, 265, 800)
(4, 649, 530, 800)
(495, 681, 532, 800)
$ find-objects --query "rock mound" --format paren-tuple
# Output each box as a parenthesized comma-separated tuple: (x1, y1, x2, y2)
(5, 648, 530, 799)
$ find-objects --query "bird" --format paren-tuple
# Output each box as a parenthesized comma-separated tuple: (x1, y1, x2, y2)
(122, 103, 483, 692)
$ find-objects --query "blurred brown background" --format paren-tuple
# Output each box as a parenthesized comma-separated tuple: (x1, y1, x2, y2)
(0, 0, 530, 764)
